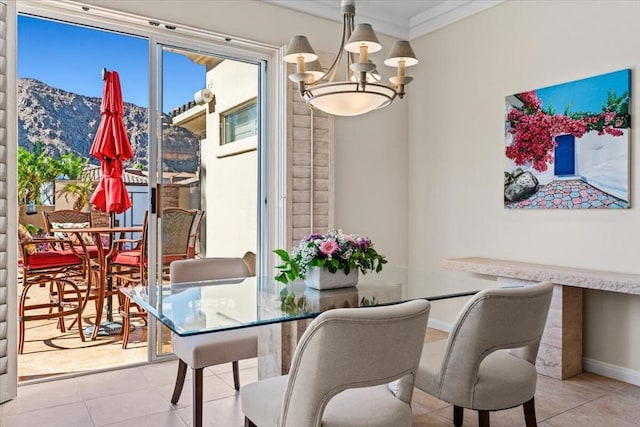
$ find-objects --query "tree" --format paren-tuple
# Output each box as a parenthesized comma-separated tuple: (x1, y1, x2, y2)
(18, 141, 62, 204)
(56, 153, 94, 211)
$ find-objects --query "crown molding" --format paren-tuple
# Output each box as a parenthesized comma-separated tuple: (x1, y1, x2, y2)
(261, 0, 505, 40)
(409, 0, 505, 40)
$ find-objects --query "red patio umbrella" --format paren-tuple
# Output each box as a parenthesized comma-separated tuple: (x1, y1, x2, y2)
(90, 70, 132, 214)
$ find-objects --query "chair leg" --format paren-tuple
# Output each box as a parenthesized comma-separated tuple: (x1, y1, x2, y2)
(232, 360, 240, 391)
(171, 359, 188, 404)
(18, 282, 31, 355)
(54, 280, 67, 333)
(121, 302, 131, 349)
(192, 367, 203, 427)
(92, 270, 105, 341)
(453, 405, 464, 427)
(244, 417, 257, 427)
(523, 397, 537, 427)
(478, 410, 490, 427)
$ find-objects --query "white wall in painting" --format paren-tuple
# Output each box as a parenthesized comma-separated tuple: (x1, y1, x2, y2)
(576, 130, 628, 201)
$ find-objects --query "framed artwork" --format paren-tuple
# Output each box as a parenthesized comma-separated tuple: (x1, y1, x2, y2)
(504, 69, 631, 209)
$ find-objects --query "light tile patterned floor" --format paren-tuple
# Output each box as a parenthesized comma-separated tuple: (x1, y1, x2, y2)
(2, 356, 640, 426)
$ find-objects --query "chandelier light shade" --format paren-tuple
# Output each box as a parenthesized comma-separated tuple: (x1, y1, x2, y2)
(284, 0, 419, 116)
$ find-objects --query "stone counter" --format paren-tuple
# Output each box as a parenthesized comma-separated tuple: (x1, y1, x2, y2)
(442, 257, 640, 380)
(441, 257, 640, 295)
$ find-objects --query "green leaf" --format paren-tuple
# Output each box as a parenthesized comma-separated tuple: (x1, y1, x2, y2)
(291, 263, 300, 278)
(274, 249, 290, 262)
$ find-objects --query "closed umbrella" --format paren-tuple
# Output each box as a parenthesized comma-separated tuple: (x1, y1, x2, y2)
(89, 70, 132, 214)
(90, 158, 131, 214)
(88, 69, 133, 333)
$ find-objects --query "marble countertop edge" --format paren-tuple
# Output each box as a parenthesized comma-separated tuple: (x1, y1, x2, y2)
(441, 257, 640, 295)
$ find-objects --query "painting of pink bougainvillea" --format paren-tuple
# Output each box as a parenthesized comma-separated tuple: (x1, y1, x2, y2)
(504, 69, 630, 209)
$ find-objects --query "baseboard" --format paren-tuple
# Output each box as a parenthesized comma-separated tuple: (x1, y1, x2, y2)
(427, 318, 454, 333)
(583, 357, 640, 386)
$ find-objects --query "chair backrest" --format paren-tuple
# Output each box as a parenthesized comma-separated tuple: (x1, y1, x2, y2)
(280, 299, 431, 427)
(42, 210, 94, 248)
(42, 210, 90, 233)
(170, 257, 251, 284)
(436, 282, 553, 405)
(90, 210, 112, 227)
(242, 251, 256, 276)
(187, 210, 205, 258)
(161, 208, 198, 258)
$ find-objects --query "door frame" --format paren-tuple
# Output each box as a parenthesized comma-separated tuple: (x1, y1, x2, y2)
(9, 0, 287, 379)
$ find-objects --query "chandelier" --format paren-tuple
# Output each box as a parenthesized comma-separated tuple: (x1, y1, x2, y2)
(283, 0, 419, 117)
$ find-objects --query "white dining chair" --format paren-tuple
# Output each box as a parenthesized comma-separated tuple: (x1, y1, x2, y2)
(415, 282, 553, 427)
(240, 299, 431, 427)
(169, 257, 258, 427)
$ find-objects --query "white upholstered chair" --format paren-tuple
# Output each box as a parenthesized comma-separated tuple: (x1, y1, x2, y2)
(415, 282, 553, 427)
(240, 299, 431, 427)
(169, 257, 258, 427)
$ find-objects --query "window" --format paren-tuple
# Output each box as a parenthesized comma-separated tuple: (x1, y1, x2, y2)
(221, 99, 257, 144)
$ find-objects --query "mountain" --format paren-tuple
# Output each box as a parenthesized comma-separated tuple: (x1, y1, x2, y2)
(17, 78, 199, 173)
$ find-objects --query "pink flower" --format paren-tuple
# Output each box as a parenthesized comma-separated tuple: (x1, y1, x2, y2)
(320, 240, 339, 256)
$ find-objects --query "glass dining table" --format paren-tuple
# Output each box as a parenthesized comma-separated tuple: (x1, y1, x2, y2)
(121, 275, 479, 376)
(121, 276, 477, 337)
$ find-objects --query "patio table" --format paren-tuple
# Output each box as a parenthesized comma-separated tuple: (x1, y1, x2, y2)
(62, 225, 142, 339)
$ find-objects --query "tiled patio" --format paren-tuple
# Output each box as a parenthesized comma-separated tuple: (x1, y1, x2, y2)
(505, 179, 628, 209)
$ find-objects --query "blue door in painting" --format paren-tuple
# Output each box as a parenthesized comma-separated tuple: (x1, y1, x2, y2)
(554, 134, 575, 176)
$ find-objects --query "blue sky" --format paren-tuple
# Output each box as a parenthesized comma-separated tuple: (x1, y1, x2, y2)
(536, 69, 630, 114)
(18, 15, 205, 113)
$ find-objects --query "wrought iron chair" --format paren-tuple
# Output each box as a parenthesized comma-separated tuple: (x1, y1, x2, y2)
(110, 208, 200, 348)
(18, 224, 86, 353)
(187, 210, 205, 259)
(42, 210, 98, 258)
(42, 210, 103, 327)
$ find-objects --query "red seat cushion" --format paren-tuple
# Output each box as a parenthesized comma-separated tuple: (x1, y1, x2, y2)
(112, 250, 143, 266)
(162, 254, 189, 264)
(75, 245, 101, 259)
(23, 250, 83, 269)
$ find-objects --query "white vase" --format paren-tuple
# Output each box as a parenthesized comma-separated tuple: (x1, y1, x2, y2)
(304, 266, 359, 290)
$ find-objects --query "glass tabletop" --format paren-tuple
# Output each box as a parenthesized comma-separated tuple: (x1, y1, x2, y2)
(121, 276, 479, 337)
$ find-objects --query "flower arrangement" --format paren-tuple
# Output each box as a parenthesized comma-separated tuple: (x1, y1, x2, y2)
(506, 89, 629, 172)
(274, 230, 387, 284)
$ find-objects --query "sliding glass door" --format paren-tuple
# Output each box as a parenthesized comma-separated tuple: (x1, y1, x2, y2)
(11, 0, 280, 378)
(150, 43, 264, 357)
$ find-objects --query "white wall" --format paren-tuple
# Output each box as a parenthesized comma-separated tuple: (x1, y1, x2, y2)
(84, 0, 409, 267)
(408, 0, 640, 373)
(202, 60, 258, 258)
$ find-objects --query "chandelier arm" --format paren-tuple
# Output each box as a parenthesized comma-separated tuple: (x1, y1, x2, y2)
(310, 13, 349, 84)
(344, 13, 354, 82)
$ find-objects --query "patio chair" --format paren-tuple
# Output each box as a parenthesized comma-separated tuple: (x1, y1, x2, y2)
(18, 224, 87, 353)
(42, 210, 102, 322)
(241, 299, 431, 427)
(187, 210, 205, 258)
(111, 208, 200, 348)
